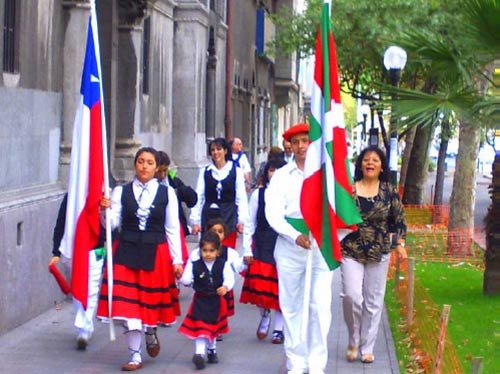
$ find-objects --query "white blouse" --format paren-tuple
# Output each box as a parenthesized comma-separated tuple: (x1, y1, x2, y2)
(104, 177, 183, 264)
(180, 255, 235, 291)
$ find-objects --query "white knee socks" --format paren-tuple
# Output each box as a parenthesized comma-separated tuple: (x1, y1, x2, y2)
(126, 330, 142, 363)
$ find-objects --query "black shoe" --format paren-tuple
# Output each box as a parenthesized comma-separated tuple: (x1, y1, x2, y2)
(76, 337, 88, 350)
(207, 349, 219, 364)
(192, 354, 206, 370)
(271, 330, 284, 344)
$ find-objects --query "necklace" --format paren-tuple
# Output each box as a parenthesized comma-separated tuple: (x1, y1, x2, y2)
(357, 180, 379, 202)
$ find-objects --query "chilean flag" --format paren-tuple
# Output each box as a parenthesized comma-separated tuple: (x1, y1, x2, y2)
(61, 4, 107, 310)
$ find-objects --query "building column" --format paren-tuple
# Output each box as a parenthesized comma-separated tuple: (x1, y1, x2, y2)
(172, 2, 210, 186)
(60, 0, 91, 185)
(112, 0, 147, 182)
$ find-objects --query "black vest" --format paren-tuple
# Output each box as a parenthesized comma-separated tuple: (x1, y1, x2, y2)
(201, 164, 238, 231)
(191, 257, 226, 323)
(253, 187, 278, 265)
(204, 164, 236, 204)
(114, 182, 169, 271)
(193, 257, 225, 294)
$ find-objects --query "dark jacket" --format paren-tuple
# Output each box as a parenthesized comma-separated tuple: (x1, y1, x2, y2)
(167, 175, 197, 236)
(52, 194, 108, 257)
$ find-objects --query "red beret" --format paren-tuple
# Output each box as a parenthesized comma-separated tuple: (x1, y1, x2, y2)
(282, 123, 309, 142)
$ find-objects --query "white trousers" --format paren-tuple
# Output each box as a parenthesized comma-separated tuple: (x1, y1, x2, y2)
(73, 249, 104, 336)
(340, 255, 390, 355)
(275, 240, 333, 374)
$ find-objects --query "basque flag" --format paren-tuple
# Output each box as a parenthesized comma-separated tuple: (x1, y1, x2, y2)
(61, 5, 107, 310)
(300, 0, 362, 270)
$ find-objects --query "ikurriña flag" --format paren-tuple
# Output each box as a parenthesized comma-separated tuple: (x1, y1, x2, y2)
(60, 5, 107, 309)
(300, 0, 362, 270)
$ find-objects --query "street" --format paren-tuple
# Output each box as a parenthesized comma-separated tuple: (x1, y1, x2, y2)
(0, 267, 399, 374)
(425, 164, 491, 228)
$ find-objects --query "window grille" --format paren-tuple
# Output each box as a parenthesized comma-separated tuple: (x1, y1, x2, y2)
(142, 16, 150, 94)
(3, 0, 17, 73)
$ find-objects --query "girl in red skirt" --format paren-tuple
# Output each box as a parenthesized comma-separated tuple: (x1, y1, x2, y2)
(207, 217, 248, 318)
(240, 158, 287, 344)
(98, 147, 184, 371)
(178, 231, 235, 370)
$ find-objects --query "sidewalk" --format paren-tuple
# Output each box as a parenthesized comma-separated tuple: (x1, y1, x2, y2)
(0, 268, 399, 374)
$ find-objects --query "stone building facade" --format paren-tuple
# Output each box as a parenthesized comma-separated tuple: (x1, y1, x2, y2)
(0, 0, 300, 335)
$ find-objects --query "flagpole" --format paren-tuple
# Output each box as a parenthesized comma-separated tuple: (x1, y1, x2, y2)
(301, 244, 313, 342)
(90, 0, 115, 341)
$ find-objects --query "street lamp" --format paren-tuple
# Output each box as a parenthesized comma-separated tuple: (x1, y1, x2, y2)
(368, 101, 379, 147)
(383, 46, 407, 186)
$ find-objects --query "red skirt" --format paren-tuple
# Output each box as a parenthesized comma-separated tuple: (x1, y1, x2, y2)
(225, 290, 235, 317)
(97, 241, 180, 326)
(178, 294, 229, 340)
(222, 231, 237, 249)
(240, 259, 280, 310)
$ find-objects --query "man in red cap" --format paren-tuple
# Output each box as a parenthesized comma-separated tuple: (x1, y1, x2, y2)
(265, 123, 334, 374)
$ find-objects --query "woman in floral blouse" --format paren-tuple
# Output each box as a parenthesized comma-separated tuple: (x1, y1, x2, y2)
(341, 146, 407, 364)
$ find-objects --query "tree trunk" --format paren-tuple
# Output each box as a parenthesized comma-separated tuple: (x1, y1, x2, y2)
(484, 153, 500, 294)
(432, 137, 448, 224)
(399, 127, 417, 194)
(433, 138, 448, 206)
(447, 120, 480, 254)
(402, 124, 433, 205)
(448, 62, 494, 255)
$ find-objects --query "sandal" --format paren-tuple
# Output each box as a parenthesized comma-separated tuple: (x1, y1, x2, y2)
(145, 329, 160, 358)
(346, 346, 359, 362)
(361, 353, 375, 363)
(122, 348, 143, 371)
(121, 361, 143, 371)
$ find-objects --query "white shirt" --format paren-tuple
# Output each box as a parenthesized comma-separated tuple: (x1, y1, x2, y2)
(189, 161, 251, 255)
(232, 152, 252, 175)
(248, 187, 262, 237)
(265, 161, 305, 245)
(189, 247, 246, 274)
(284, 154, 294, 164)
(104, 178, 183, 264)
(180, 256, 235, 292)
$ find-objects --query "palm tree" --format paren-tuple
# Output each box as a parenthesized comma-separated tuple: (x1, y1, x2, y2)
(382, 0, 499, 292)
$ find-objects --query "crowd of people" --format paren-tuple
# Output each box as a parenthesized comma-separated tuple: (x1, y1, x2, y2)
(49, 126, 406, 373)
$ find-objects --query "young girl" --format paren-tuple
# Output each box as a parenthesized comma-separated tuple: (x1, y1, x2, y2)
(178, 231, 235, 370)
(98, 147, 183, 371)
(240, 158, 287, 344)
(206, 217, 248, 318)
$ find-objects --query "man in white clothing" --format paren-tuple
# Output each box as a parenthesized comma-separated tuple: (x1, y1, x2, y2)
(266, 123, 334, 374)
(230, 137, 252, 192)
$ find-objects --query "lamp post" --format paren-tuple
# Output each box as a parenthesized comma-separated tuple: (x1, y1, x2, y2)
(360, 103, 370, 143)
(384, 45, 407, 186)
(368, 102, 379, 147)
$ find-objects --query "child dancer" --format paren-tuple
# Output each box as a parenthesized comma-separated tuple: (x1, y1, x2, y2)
(179, 231, 235, 370)
(206, 217, 248, 318)
(240, 158, 287, 344)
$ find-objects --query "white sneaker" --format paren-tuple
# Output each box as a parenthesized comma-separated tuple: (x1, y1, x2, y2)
(256, 309, 271, 340)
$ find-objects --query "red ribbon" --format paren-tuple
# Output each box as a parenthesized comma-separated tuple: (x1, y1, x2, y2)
(49, 263, 71, 295)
